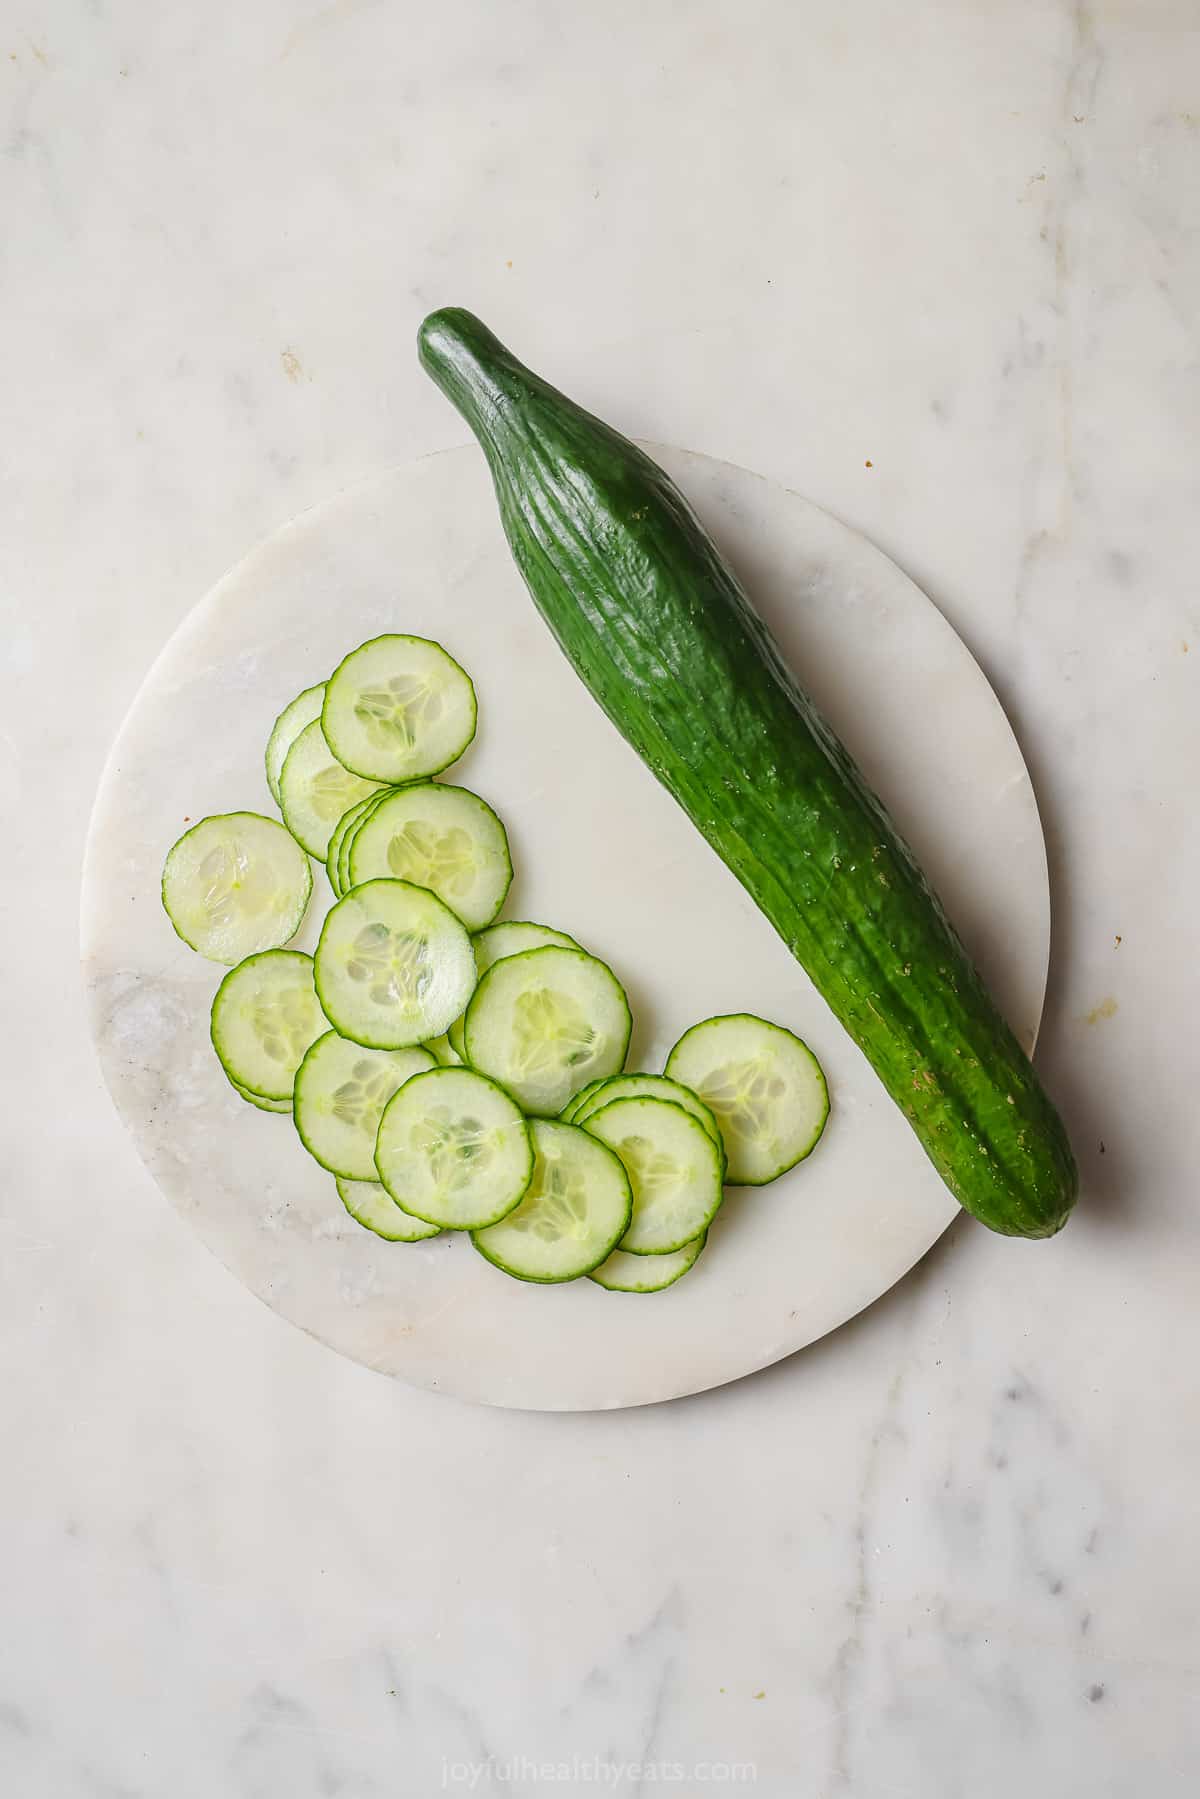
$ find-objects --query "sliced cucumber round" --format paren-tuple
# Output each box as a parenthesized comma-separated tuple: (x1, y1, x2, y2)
(347, 782, 512, 931)
(210, 949, 325, 1101)
(313, 879, 476, 1049)
(471, 1119, 632, 1283)
(337, 787, 391, 896)
(293, 1032, 435, 1180)
(231, 1078, 292, 1114)
(583, 1096, 724, 1254)
(322, 633, 477, 783)
(558, 1076, 610, 1125)
(279, 718, 385, 860)
(589, 1231, 707, 1293)
(447, 919, 581, 1060)
(335, 1177, 442, 1242)
(463, 946, 631, 1117)
(326, 792, 385, 898)
(162, 811, 312, 965)
(375, 1067, 533, 1230)
(571, 1073, 723, 1156)
(265, 681, 326, 805)
(422, 1033, 463, 1066)
(665, 1013, 830, 1186)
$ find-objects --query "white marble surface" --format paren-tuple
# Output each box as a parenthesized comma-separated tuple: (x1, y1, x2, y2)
(4, 0, 1199, 1791)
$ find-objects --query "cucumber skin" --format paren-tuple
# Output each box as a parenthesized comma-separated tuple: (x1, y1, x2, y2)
(419, 309, 1078, 1239)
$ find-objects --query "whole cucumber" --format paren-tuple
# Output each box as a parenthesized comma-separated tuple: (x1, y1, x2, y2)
(418, 309, 1077, 1237)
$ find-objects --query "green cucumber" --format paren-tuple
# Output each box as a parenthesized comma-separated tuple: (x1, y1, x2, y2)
(322, 633, 477, 784)
(162, 811, 312, 965)
(347, 782, 512, 931)
(375, 1067, 533, 1230)
(666, 1015, 828, 1186)
(418, 308, 1078, 1239)
(314, 878, 477, 1049)
(471, 1118, 632, 1283)
(422, 1033, 463, 1066)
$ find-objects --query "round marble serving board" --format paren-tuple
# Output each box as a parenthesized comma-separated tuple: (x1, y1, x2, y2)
(81, 445, 1049, 1411)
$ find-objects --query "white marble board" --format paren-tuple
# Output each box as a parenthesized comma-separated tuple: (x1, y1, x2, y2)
(81, 445, 1049, 1409)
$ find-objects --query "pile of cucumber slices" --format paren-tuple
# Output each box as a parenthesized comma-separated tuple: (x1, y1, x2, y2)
(162, 633, 830, 1293)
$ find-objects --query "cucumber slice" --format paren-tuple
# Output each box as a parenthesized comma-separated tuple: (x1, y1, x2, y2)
(210, 949, 325, 1101)
(335, 1177, 442, 1242)
(471, 1119, 632, 1283)
(571, 1073, 723, 1155)
(583, 1097, 724, 1254)
(313, 879, 476, 1049)
(231, 1078, 292, 1114)
(447, 919, 581, 1060)
(423, 1033, 463, 1066)
(293, 1032, 435, 1180)
(375, 1067, 533, 1230)
(162, 811, 312, 964)
(322, 633, 477, 783)
(558, 1076, 610, 1125)
(665, 1013, 830, 1186)
(589, 1232, 707, 1293)
(265, 681, 325, 805)
(463, 946, 631, 1117)
(326, 793, 383, 898)
(279, 718, 384, 860)
(347, 783, 512, 931)
(337, 787, 391, 896)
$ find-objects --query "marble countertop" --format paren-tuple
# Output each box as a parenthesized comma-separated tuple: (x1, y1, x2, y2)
(5, 2, 1198, 1794)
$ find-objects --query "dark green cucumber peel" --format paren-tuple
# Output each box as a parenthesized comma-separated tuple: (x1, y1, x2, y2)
(418, 308, 1077, 1238)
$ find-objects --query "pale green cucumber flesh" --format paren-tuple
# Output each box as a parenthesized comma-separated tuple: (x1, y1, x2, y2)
(471, 1119, 632, 1283)
(347, 782, 512, 931)
(447, 919, 580, 1059)
(293, 1033, 435, 1180)
(338, 786, 393, 895)
(231, 1078, 292, 1114)
(335, 1177, 442, 1242)
(278, 718, 384, 860)
(210, 949, 325, 1101)
(665, 1013, 829, 1186)
(463, 945, 631, 1116)
(589, 1231, 707, 1293)
(583, 1096, 724, 1254)
(326, 791, 387, 898)
(571, 1073, 723, 1158)
(313, 879, 476, 1049)
(322, 633, 477, 783)
(375, 1067, 533, 1230)
(265, 682, 326, 805)
(162, 811, 312, 965)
